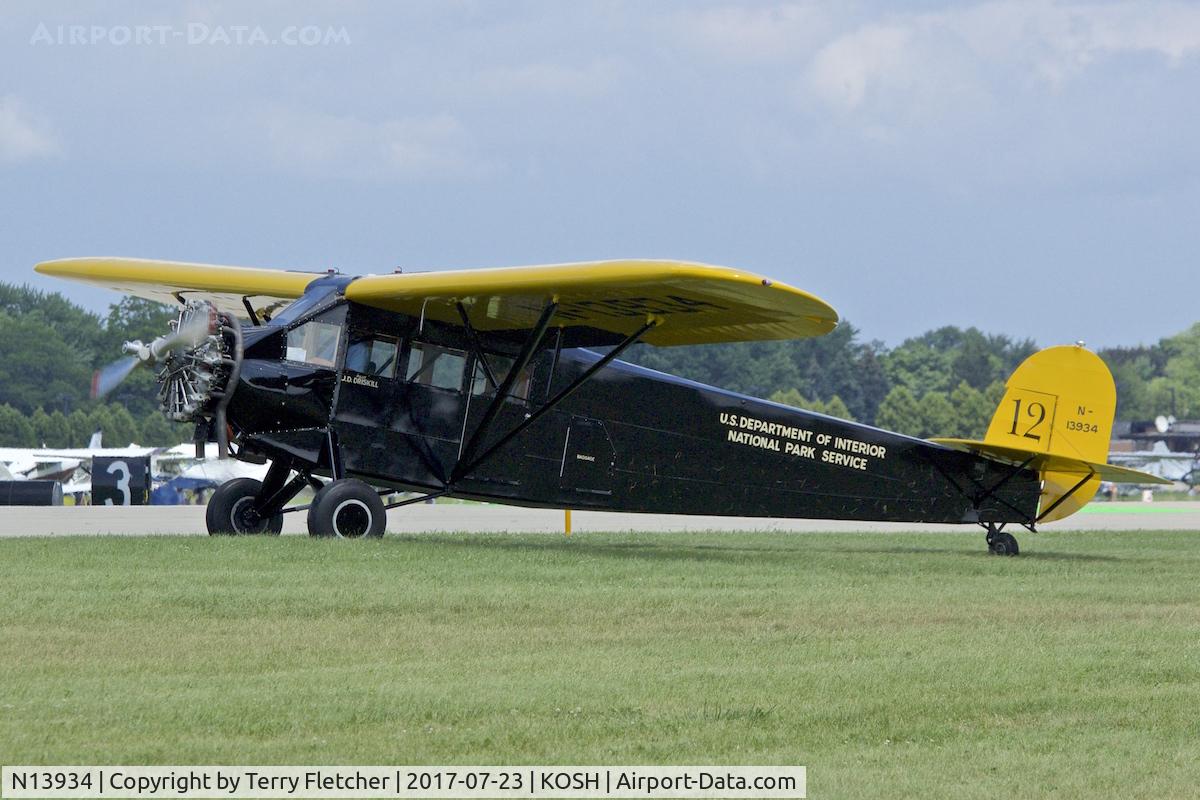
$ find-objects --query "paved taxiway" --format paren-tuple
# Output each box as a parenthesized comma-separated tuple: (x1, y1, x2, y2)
(0, 502, 1196, 537)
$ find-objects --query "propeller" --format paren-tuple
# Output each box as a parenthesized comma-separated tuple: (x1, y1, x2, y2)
(91, 357, 140, 399)
(90, 306, 217, 399)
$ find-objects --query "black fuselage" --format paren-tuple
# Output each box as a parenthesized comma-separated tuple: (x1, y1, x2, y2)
(227, 293, 1041, 524)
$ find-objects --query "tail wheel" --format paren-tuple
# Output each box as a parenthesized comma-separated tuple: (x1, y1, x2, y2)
(206, 478, 284, 535)
(987, 530, 1020, 556)
(307, 479, 386, 539)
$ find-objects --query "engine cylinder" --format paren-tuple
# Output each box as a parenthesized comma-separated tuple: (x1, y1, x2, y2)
(156, 301, 239, 423)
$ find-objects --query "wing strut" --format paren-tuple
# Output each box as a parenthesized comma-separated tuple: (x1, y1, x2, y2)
(454, 300, 559, 478)
(544, 328, 564, 401)
(450, 315, 660, 485)
(241, 297, 261, 326)
(456, 301, 499, 390)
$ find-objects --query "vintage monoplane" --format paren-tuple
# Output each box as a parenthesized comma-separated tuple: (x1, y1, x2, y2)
(36, 257, 1166, 553)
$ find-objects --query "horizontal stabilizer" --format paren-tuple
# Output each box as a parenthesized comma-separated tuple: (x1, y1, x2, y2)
(930, 438, 1173, 485)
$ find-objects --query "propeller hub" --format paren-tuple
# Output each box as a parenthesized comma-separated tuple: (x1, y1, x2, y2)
(122, 340, 154, 362)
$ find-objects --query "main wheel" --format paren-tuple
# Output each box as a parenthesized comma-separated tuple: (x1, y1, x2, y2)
(307, 479, 386, 539)
(988, 531, 1020, 556)
(206, 478, 284, 535)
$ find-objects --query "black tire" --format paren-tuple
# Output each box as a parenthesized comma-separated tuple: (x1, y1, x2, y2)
(305, 478, 327, 522)
(307, 479, 386, 539)
(206, 478, 284, 536)
(989, 531, 1020, 556)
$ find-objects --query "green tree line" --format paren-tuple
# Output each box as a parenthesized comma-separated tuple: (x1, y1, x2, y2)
(0, 281, 1196, 446)
(1103, 323, 1200, 421)
(0, 283, 190, 446)
(0, 403, 184, 448)
(627, 324, 1035, 438)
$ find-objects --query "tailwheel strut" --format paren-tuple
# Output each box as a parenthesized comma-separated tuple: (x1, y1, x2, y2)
(984, 522, 1020, 556)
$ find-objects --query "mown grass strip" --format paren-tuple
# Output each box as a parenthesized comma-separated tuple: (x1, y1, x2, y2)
(1, 530, 1198, 799)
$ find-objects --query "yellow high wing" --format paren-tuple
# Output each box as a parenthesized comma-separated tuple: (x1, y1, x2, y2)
(344, 260, 838, 346)
(35, 257, 325, 320)
(36, 257, 839, 346)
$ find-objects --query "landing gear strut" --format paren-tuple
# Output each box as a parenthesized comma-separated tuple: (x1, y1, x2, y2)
(206, 478, 284, 535)
(205, 458, 313, 536)
(985, 523, 1019, 556)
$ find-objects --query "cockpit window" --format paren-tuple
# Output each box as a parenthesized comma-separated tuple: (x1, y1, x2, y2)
(406, 342, 467, 392)
(286, 320, 341, 367)
(471, 355, 531, 400)
(345, 332, 399, 379)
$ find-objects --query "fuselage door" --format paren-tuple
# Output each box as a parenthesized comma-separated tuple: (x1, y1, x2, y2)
(559, 416, 615, 495)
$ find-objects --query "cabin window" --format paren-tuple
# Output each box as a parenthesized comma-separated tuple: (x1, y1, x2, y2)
(345, 332, 399, 379)
(285, 320, 341, 367)
(406, 342, 467, 392)
(471, 355, 532, 400)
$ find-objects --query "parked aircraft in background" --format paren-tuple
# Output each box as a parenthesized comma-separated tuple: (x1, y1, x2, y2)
(1108, 441, 1198, 489)
(0, 432, 159, 493)
(154, 442, 269, 491)
(0, 434, 259, 500)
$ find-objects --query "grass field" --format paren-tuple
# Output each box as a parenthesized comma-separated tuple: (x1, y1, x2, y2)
(2, 530, 1199, 798)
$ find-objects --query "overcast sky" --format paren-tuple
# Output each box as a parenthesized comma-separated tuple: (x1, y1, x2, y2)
(2, 1, 1198, 349)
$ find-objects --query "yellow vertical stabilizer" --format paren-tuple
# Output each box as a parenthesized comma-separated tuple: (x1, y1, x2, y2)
(983, 344, 1115, 522)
